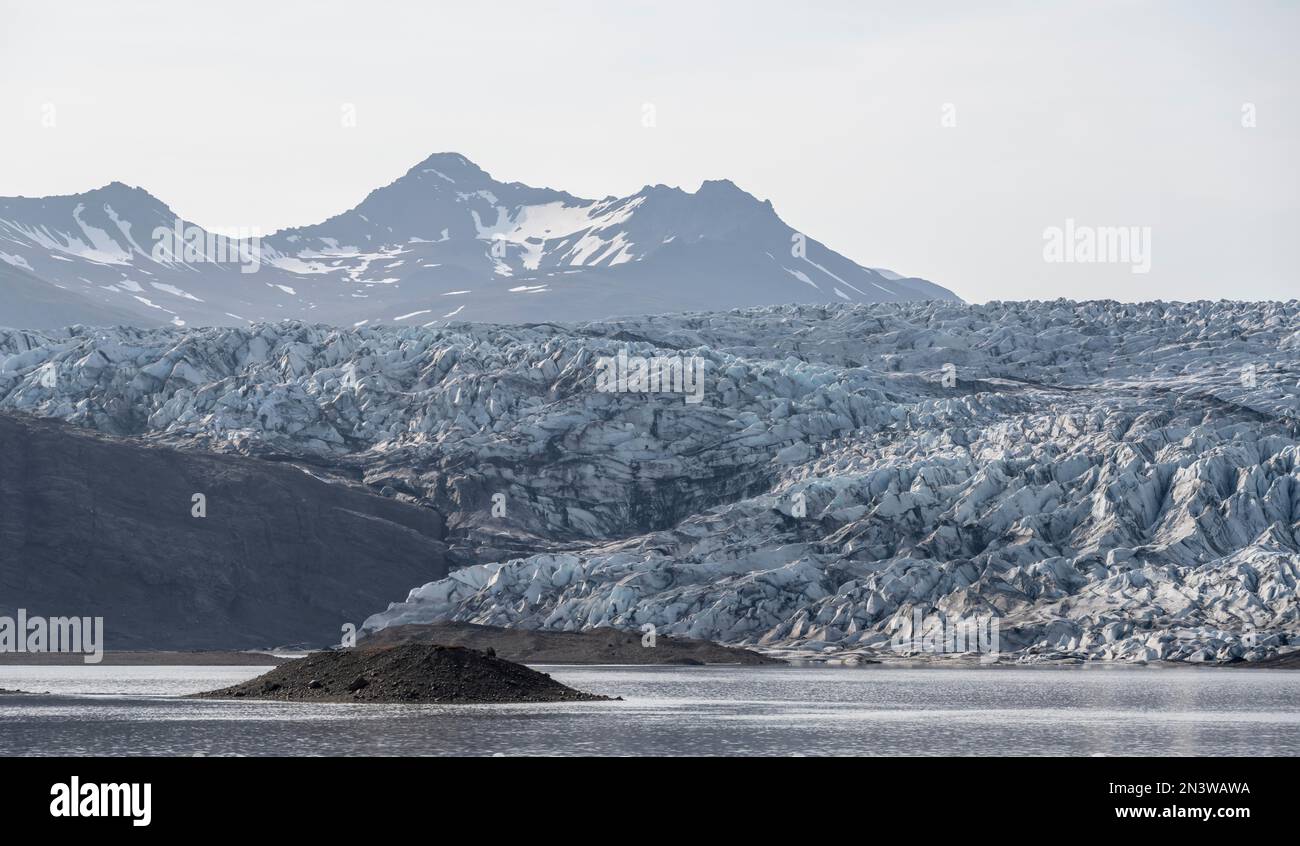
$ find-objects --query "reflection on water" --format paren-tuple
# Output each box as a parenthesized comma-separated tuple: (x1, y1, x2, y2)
(2, 664, 1298, 756)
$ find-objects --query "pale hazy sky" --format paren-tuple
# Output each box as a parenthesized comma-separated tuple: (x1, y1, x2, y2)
(1, 0, 1296, 302)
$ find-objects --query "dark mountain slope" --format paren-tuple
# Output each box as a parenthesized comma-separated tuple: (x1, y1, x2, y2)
(0, 264, 163, 329)
(0, 413, 446, 649)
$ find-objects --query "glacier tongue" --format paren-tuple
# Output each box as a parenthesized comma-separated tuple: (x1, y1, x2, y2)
(1, 299, 1298, 662)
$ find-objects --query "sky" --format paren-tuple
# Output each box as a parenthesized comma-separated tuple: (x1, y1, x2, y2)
(1, 0, 1296, 303)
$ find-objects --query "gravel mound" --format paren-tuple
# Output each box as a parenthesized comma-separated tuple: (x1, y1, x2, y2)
(191, 643, 612, 704)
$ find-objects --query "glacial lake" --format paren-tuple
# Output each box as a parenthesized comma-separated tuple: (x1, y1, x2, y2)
(2, 664, 1298, 756)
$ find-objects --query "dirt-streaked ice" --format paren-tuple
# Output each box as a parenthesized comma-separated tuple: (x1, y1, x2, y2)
(1, 300, 1297, 662)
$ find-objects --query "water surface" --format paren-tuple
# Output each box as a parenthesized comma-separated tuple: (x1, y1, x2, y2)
(2, 664, 1296, 756)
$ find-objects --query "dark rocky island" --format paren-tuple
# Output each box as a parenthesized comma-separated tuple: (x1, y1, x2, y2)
(191, 643, 612, 704)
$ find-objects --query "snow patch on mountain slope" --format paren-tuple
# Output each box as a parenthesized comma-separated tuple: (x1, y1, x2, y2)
(0, 153, 959, 329)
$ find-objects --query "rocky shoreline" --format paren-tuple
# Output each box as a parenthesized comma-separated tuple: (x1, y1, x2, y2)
(764, 646, 1300, 668)
(361, 621, 782, 665)
(0, 650, 290, 666)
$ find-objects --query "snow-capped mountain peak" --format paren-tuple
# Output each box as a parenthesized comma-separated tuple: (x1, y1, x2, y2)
(1, 152, 959, 330)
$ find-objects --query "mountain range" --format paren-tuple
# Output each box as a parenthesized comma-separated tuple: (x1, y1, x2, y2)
(0, 153, 958, 329)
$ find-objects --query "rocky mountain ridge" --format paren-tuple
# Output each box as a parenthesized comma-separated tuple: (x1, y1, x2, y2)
(0, 152, 957, 329)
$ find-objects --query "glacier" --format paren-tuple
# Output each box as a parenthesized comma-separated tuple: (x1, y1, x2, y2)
(1, 299, 1298, 662)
